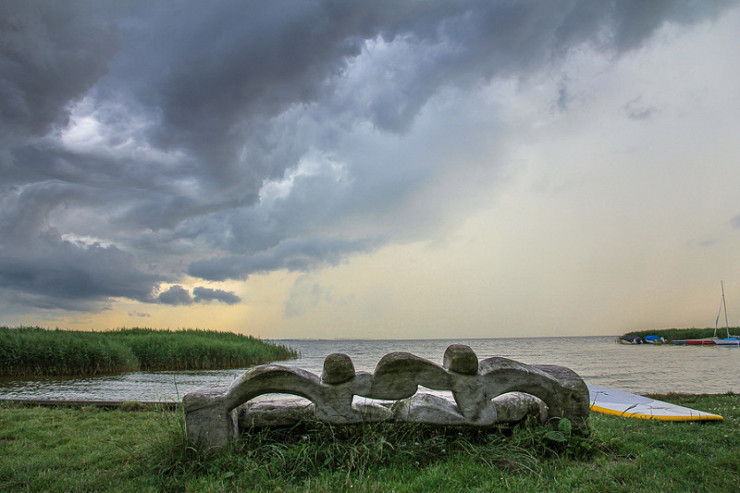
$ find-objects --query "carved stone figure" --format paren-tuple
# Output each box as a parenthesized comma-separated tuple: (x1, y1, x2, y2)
(183, 345, 590, 449)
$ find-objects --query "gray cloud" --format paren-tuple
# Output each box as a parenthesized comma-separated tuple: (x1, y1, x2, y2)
(156, 285, 193, 306)
(0, 180, 168, 310)
(189, 237, 381, 282)
(0, 236, 162, 311)
(156, 285, 241, 306)
(1, 0, 736, 312)
(193, 287, 241, 305)
(0, 1, 119, 145)
(623, 96, 658, 120)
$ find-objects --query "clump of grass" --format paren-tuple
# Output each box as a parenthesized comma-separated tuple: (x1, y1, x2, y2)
(107, 328, 298, 371)
(0, 326, 298, 377)
(0, 326, 139, 376)
(153, 418, 605, 490)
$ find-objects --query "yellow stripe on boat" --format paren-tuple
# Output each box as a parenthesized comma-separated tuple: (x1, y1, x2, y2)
(589, 403, 723, 421)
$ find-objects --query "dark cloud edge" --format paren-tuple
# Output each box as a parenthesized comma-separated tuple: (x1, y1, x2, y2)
(155, 285, 241, 306)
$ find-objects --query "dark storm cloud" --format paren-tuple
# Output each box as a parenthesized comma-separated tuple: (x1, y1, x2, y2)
(192, 287, 241, 305)
(0, 236, 161, 311)
(188, 237, 381, 282)
(156, 285, 192, 306)
(155, 285, 240, 305)
(0, 1, 119, 144)
(1, 0, 736, 311)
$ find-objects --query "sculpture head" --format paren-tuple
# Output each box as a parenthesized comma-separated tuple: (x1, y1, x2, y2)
(321, 353, 355, 384)
(442, 344, 478, 375)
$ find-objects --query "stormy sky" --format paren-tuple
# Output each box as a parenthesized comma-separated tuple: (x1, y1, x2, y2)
(2, 0, 740, 338)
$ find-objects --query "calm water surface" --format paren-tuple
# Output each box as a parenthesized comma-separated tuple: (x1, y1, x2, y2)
(1, 336, 738, 402)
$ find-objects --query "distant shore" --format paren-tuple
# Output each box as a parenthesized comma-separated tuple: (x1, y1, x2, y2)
(621, 327, 739, 342)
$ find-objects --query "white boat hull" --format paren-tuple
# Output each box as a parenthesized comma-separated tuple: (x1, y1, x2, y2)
(714, 338, 740, 346)
(587, 385, 723, 421)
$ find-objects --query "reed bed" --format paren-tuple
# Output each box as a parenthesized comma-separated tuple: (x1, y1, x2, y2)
(0, 327, 298, 377)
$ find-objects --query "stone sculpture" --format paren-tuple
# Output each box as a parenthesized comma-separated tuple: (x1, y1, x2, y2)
(183, 344, 590, 449)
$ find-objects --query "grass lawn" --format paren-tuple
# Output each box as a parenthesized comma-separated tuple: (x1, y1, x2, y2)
(1, 393, 738, 492)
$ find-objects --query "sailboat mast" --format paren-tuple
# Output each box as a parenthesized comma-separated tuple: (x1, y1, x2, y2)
(721, 280, 730, 338)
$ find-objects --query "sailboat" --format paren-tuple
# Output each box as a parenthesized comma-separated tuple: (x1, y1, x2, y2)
(713, 281, 740, 346)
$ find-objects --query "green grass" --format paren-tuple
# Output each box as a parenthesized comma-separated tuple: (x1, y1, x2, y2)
(1, 393, 738, 491)
(623, 327, 740, 341)
(0, 327, 298, 377)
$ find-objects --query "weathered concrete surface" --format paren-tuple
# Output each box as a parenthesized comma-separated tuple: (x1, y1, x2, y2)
(183, 345, 590, 449)
(492, 392, 548, 424)
(443, 344, 478, 375)
(391, 393, 469, 425)
(321, 353, 355, 384)
(182, 385, 235, 449)
(237, 398, 314, 428)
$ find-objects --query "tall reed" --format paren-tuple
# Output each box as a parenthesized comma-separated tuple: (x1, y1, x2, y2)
(0, 327, 298, 377)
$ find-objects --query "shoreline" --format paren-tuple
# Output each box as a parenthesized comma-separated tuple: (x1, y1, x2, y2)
(0, 398, 180, 409)
(2, 388, 738, 408)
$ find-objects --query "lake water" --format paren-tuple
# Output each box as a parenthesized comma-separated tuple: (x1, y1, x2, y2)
(1, 336, 738, 403)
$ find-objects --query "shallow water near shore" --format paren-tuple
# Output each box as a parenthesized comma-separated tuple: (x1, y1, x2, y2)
(1, 336, 738, 402)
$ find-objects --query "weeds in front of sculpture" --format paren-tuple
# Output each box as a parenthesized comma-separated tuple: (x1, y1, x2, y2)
(157, 416, 605, 487)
